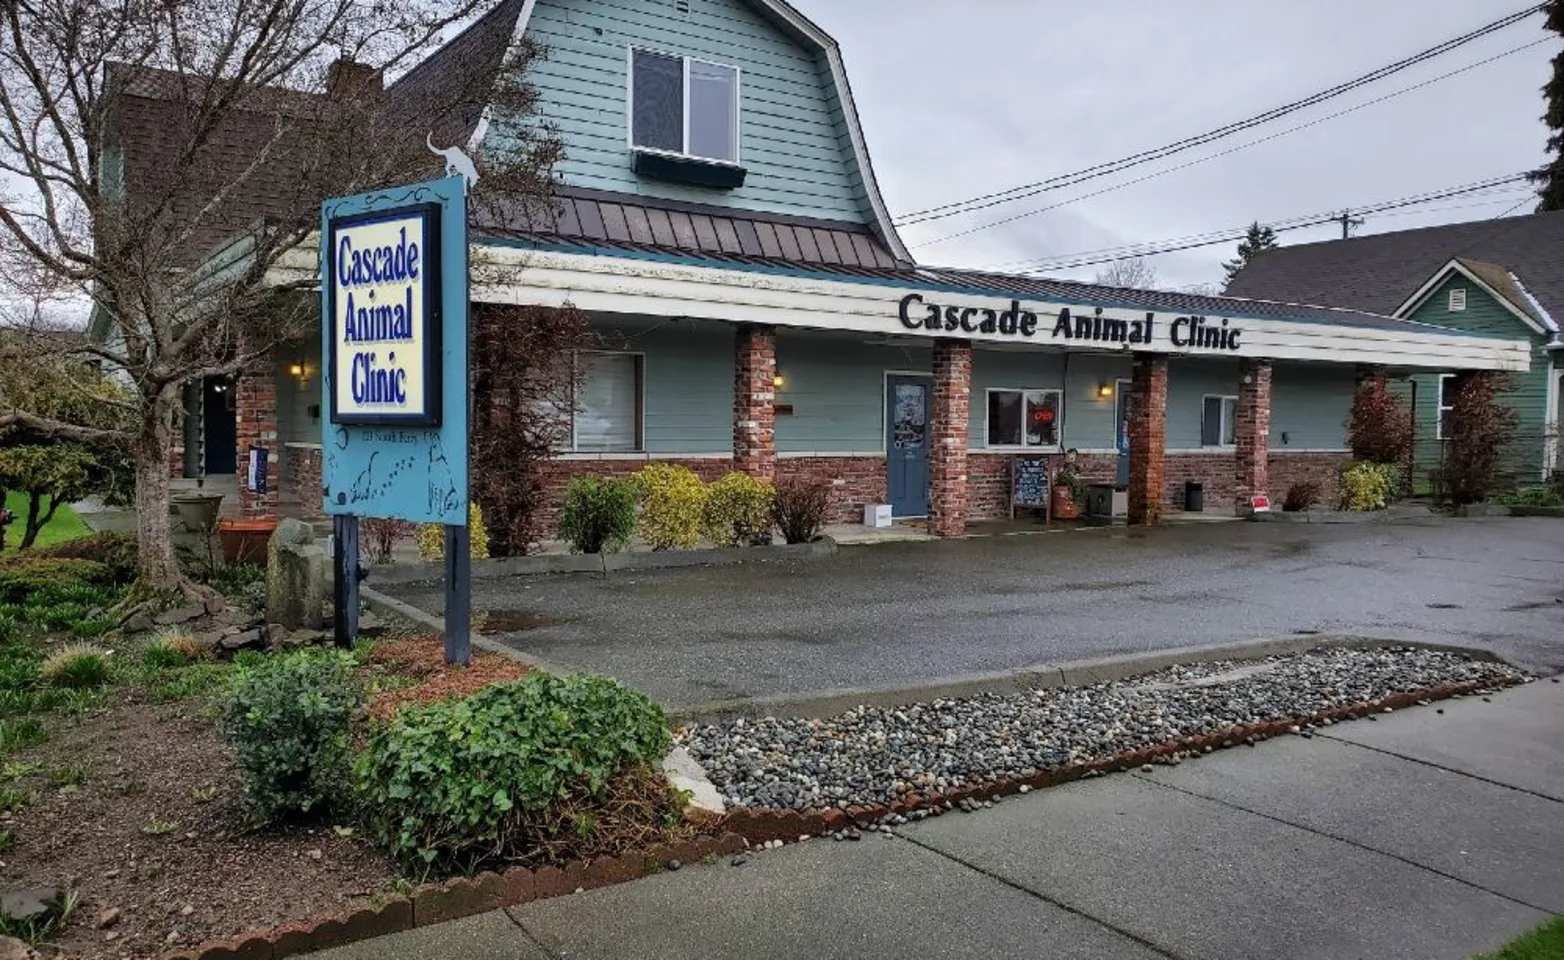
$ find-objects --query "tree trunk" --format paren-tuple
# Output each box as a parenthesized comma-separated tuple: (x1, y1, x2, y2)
(19, 492, 42, 550)
(133, 384, 186, 588)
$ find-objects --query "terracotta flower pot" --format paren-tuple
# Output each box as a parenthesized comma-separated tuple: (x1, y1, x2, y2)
(217, 518, 279, 567)
(1051, 484, 1080, 521)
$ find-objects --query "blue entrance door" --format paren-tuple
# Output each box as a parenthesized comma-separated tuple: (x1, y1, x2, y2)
(886, 375, 932, 517)
(1115, 379, 1132, 487)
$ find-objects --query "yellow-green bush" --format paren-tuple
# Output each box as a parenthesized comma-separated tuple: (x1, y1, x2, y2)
(631, 464, 707, 550)
(1339, 461, 1397, 512)
(701, 473, 776, 547)
(415, 504, 491, 562)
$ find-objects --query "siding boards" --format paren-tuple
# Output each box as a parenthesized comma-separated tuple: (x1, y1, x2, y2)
(595, 318, 733, 454)
(1272, 362, 1353, 450)
(1167, 358, 1242, 450)
(775, 334, 923, 453)
(509, 0, 867, 222)
(1403, 274, 1551, 483)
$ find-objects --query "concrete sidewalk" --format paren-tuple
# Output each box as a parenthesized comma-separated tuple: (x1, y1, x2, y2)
(317, 679, 1564, 960)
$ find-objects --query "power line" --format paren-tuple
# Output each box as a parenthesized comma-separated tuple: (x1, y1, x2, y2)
(895, 3, 1545, 228)
(991, 181, 1534, 271)
(1007, 174, 1531, 273)
(911, 38, 1550, 249)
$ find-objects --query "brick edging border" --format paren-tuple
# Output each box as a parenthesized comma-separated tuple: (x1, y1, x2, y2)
(162, 677, 1514, 960)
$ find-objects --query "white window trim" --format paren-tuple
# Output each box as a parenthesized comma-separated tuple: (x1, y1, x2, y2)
(983, 387, 1064, 452)
(568, 350, 646, 454)
(1436, 372, 1455, 442)
(1200, 394, 1239, 450)
(627, 47, 743, 167)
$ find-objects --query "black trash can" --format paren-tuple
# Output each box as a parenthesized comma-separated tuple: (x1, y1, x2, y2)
(1184, 481, 1205, 513)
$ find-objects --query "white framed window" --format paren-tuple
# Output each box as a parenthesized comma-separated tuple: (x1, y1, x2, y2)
(629, 48, 740, 164)
(571, 351, 645, 453)
(1437, 373, 1456, 441)
(1448, 288, 1468, 312)
(986, 388, 1061, 449)
(1201, 395, 1239, 448)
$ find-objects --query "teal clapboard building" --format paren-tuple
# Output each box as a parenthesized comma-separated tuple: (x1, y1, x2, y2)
(124, 0, 1537, 529)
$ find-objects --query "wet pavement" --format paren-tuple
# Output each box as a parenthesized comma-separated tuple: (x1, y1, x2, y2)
(385, 516, 1564, 709)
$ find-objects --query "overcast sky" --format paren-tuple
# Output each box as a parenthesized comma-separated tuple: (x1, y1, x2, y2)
(804, 1, 1557, 290)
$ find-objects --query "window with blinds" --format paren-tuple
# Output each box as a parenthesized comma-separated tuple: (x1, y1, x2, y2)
(574, 352, 643, 452)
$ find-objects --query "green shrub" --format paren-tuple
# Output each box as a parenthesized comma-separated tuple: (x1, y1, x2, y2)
(207, 561, 265, 602)
(355, 672, 672, 870)
(1339, 461, 1398, 512)
(557, 476, 638, 554)
(0, 559, 108, 604)
(631, 464, 707, 550)
(40, 643, 111, 689)
(701, 473, 776, 547)
(772, 480, 831, 544)
(221, 649, 363, 823)
(415, 503, 490, 562)
(1493, 487, 1564, 508)
(34, 532, 138, 585)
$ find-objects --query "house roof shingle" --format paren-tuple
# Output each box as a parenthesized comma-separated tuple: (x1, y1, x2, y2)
(1224, 211, 1564, 333)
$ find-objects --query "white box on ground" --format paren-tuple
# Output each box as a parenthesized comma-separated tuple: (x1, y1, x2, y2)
(863, 504, 893, 528)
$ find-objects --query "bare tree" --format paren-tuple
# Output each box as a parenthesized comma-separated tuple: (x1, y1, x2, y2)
(0, 0, 561, 594)
(1093, 258, 1159, 291)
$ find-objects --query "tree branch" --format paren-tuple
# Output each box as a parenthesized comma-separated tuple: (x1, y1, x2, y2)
(0, 410, 128, 444)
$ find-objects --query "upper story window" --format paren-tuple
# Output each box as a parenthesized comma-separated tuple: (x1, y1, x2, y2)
(630, 48, 739, 165)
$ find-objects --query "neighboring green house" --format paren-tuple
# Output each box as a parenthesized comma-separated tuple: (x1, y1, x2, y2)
(1227, 214, 1564, 489)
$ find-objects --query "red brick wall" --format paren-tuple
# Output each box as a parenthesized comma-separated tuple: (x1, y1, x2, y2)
(777, 456, 887, 524)
(734, 325, 777, 482)
(1164, 454, 1236, 510)
(235, 360, 279, 518)
(1128, 355, 1169, 525)
(1271, 452, 1351, 510)
(969, 453, 1118, 521)
(1235, 359, 1272, 509)
(284, 446, 325, 521)
(929, 339, 972, 537)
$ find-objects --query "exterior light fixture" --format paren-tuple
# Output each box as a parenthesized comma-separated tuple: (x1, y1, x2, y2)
(289, 362, 307, 379)
(774, 373, 787, 389)
(1098, 381, 1113, 399)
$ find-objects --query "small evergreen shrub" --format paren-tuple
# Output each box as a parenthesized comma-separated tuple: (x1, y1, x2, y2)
(1282, 481, 1322, 513)
(34, 532, 138, 585)
(1339, 461, 1397, 512)
(557, 476, 638, 554)
(355, 672, 672, 870)
(221, 649, 362, 822)
(40, 643, 112, 689)
(701, 473, 776, 547)
(415, 504, 490, 563)
(0, 559, 108, 604)
(631, 464, 707, 550)
(773, 480, 831, 544)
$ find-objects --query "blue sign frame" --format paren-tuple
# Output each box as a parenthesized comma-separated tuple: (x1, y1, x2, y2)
(320, 177, 469, 526)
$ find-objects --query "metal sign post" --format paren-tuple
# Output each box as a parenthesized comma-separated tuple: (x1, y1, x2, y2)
(319, 176, 470, 664)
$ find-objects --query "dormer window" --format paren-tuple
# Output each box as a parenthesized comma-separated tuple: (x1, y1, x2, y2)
(629, 48, 746, 189)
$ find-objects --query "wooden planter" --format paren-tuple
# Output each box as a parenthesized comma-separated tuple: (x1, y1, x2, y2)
(1051, 484, 1080, 520)
(217, 518, 278, 567)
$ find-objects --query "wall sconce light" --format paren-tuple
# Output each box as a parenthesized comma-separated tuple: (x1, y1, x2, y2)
(774, 372, 787, 389)
(1097, 381, 1113, 399)
(289, 362, 307, 379)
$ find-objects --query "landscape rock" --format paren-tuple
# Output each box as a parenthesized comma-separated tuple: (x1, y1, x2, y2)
(122, 611, 155, 634)
(0, 888, 60, 925)
(267, 518, 330, 630)
(154, 606, 205, 627)
(95, 907, 122, 929)
(356, 612, 386, 639)
(0, 936, 32, 960)
(219, 629, 265, 652)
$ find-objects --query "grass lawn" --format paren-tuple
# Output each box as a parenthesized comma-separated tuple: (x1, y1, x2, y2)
(1, 489, 93, 555)
(1473, 918, 1564, 959)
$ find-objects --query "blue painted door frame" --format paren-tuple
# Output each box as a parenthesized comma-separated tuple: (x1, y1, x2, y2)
(886, 375, 932, 517)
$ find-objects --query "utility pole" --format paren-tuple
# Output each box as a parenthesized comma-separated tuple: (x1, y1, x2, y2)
(1337, 209, 1365, 239)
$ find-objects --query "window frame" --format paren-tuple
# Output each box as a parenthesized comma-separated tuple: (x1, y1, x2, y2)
(1200, 394, 1240, 449)
(1436, 372, 1455, 442)
(626, 47, 743, 166)
(568, 350, 646, 454)
(983, 387, 1063, 451)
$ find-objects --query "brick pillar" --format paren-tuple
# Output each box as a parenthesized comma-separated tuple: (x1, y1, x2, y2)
(1234, 358, 1273, 515)
(1127, 353, 1168, 526)
(929, 338, 972, 537)
(733, 324, 777, 482)
(236, 358, 280, 518)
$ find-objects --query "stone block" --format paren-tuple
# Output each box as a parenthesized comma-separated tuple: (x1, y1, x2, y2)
(266, 518, 330, 630)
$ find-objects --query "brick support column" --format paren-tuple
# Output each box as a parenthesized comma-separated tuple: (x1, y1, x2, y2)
(929, 338, 972, 537)
(1127, 353, 1168, 526)
(1234, 358, 1273, 515)
(236, 358, 280, 518)
(733, 324, 777, 482)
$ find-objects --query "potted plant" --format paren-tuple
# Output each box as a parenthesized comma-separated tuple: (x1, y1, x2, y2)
(1052, 464, 1085, 520)
(172, 490, 225, 534)
(217, 517, 279, 566)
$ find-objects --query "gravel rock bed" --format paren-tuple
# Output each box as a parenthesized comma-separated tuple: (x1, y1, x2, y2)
(680, 647, 1526, 812)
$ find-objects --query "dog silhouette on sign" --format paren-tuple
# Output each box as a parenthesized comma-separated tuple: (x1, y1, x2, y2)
(427, 133, 479, 194)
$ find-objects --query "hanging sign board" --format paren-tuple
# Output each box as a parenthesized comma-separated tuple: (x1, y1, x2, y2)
(320, 177, 468, 526)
